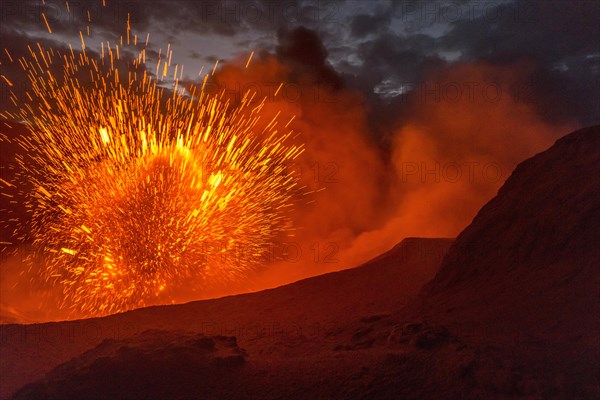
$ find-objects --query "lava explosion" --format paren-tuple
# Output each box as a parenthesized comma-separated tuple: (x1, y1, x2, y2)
(0, 22, 303, 316)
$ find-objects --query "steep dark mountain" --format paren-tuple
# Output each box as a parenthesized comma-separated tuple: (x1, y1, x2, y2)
(422, 125, 599, 340)
(432, 125, 599, 289)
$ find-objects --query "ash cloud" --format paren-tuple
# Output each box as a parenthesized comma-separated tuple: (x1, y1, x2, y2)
(1, 1, 598, 125)
(200, 25, 576, 289)
(343, 0, 599, 126)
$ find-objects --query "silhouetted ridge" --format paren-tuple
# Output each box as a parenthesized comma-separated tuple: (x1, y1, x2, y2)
(429, 125, 600, 291)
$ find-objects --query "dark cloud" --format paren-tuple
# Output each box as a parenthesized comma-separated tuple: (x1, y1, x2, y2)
(437, 0, 600, 124)
(349, 12, 391, 37)
(276, 26, 343, 90)
(337, 0, 599, 126)
(356, 32, 442, 80)
(440, 1, 599, 63)
(1, 0, 598, 127)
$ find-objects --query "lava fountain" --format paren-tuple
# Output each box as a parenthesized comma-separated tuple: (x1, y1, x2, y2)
(0, 21, 303, 317)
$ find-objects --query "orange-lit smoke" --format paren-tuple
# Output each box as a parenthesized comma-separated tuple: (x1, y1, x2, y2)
(344, 61, 577, 265)
(0, 54, 578, 323)
(209, 56, 577, 289)
(206, 54, 387, 287)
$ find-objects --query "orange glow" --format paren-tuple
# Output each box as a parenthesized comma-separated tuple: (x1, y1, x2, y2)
(0, 30, 303, 317)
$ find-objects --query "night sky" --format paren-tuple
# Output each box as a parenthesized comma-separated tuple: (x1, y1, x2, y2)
(1, 0, 598, 129)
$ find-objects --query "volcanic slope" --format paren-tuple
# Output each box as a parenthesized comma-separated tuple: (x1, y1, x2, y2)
(1, 238, 452, 399)
(413, 125, 600, 398)
(4, 125, 600, 399)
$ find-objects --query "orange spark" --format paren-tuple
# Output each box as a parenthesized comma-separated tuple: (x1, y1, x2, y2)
(2, 18, 304, 318)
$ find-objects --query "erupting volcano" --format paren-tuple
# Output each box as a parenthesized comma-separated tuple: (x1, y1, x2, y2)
(1, 0, 598, 399)
(1, 31, 303, 316)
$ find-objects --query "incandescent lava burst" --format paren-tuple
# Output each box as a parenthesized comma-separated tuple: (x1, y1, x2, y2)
(0, 32, 304, 316)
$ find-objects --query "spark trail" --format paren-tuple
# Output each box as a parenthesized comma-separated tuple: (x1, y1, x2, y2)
(0, 15, 303, 316)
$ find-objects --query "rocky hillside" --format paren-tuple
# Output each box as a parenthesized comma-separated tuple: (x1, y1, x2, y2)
(431, 125, 599, 291)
